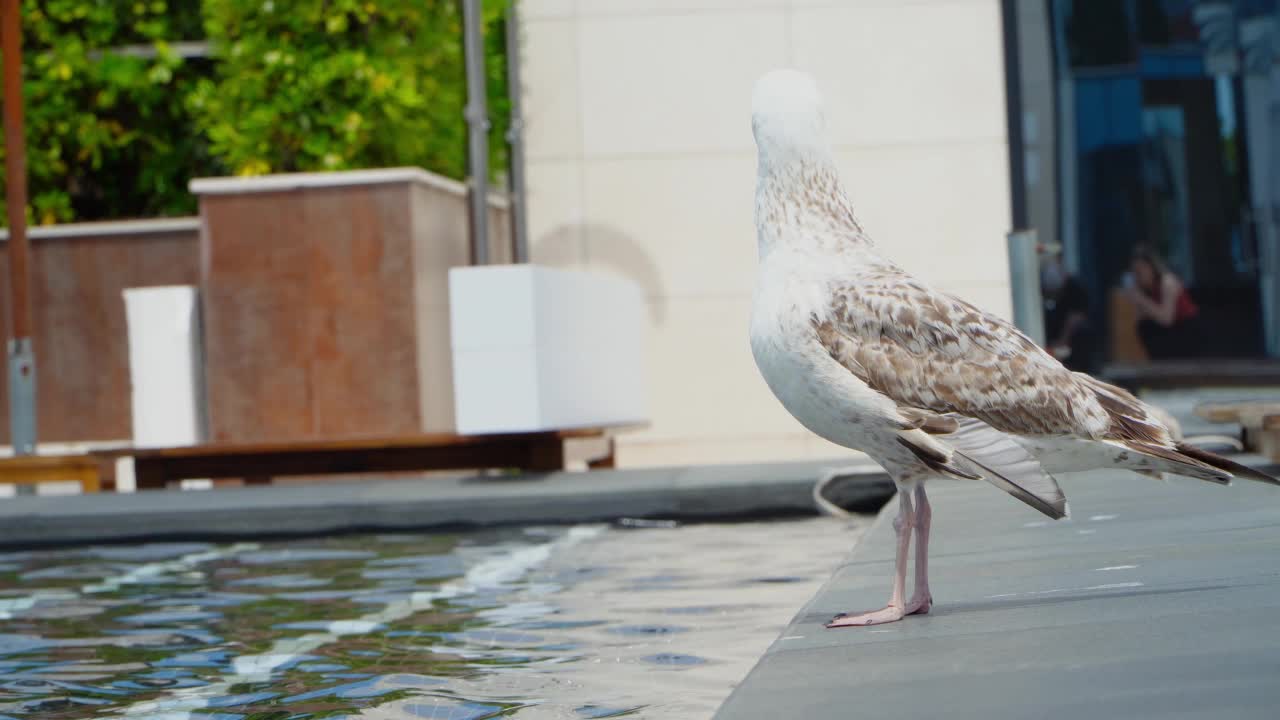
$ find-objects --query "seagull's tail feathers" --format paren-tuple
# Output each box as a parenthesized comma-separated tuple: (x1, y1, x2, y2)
(1075, 374, 1247, 485)
(1104, 439, 1233, 486)
(1173, 443, 1280, 486)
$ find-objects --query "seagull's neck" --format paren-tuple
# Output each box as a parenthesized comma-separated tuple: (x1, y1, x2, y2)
(754, 150, 871, 259)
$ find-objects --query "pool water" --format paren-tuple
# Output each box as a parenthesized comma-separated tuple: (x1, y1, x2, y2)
(0, 516, 864, 719)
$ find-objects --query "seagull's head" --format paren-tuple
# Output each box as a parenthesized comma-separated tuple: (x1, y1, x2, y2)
(751, 69, 830, 164)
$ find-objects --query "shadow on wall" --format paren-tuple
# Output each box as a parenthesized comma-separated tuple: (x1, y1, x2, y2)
(532, 222, 668, 324)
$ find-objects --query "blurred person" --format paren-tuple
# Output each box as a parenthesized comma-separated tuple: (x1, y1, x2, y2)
(1040, 249, 1097, 373)
(1123, 244, 1201, 359)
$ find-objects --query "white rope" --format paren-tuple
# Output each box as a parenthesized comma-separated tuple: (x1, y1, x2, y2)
(812, 466, 863, 518)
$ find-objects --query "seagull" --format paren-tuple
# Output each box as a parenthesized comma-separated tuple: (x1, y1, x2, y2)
(747, 69, 1279, 628)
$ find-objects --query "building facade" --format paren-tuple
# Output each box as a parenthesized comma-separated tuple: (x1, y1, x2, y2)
(518, 0, 1280, 468)
(1018, 0, 1280, 360)
(518, 0, 1015, 467)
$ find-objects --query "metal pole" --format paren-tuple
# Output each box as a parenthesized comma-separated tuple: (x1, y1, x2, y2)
(1000, 0, 1029, 231)
(1000, 1, 1043, 350)
(462, 0, 490, 265)
(504, 0, 529, 264)
(1007, 229, 1045, 346)
(2, 0, 36, 457)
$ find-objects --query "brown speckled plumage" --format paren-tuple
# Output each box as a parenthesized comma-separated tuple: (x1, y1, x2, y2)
(748, 68, 1276, 628)
(812, 267, 1114, 440)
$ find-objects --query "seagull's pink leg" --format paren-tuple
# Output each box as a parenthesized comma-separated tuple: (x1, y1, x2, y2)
(905, 484, 932, 615)
(826, 488, 914, 628)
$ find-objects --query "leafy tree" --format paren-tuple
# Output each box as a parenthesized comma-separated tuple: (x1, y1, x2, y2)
(0, 0, 511, 225)
(190, 0, 510, 180)
(1, 0, 209, 225)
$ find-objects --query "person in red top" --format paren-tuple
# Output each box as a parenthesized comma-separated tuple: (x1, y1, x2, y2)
(1124, 244, 1201, 359)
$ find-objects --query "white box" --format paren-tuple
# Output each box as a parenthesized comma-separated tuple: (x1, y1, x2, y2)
(124, 286, 207, 448)
(449, 265, 648, 435)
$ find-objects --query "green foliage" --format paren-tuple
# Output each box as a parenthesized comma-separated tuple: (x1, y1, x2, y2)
(0, 0, 511, 225)
(1, 0, 209, 225)
(192, 0, 509, 179)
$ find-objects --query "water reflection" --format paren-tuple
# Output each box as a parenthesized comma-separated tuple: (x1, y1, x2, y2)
(0, 516, 863, 719)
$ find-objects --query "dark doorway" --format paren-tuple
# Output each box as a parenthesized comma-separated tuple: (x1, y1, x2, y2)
(1053, 0, 1279, 361)
(1139, 76, 1264, 356)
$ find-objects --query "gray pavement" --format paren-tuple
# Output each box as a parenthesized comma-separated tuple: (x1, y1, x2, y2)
(0, 459, 891, 548)
(715, 456, 1280, 719)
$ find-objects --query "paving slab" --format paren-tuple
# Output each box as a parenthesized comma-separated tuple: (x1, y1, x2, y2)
(715, 458, 1280, 720)
(0, 459, 891, 548)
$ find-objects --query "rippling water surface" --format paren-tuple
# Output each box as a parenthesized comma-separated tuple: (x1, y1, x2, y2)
(0, 516, 863, 719)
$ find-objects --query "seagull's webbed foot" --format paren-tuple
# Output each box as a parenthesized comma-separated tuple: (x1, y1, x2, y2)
(825, 605, 905, 628)
(905, 593, 932, 616)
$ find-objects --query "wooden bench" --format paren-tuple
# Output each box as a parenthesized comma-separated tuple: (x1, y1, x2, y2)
(0, 453, 109, 493)
(1103, 360, 1280, 392)
(90, 427, 626, 491)
(1194, 402, 1280, 462)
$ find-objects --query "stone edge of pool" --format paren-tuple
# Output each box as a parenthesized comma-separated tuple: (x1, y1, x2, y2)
(0, 460, 893, 548)
(711, 454, 1280, 720)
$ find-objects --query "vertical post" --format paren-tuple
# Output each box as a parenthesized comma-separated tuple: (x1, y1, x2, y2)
(504, 0, 529, 264)
(1001, 0, 1042, 350)
(2, 0, 36, 457)
(1000, 0, 1029, 231)
(1007, 229, 1045, 347)
(462, 0, 490, 265)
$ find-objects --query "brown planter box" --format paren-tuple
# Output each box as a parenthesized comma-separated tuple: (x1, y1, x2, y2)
(0, 219, 200, 443)
(191, 168, 510, 444)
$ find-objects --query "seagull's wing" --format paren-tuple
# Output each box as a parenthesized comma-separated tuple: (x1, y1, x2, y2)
(810, 270, 1251, 515)
(814, 273, 1109, 438)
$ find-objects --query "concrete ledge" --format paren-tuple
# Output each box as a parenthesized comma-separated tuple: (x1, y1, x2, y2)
(0, 460, 892, 549)
(189, 167, 508, 207)
(714, 459, 1280, 720)
(0, 216, 200, 242)
(1103, 360, 1280, 390)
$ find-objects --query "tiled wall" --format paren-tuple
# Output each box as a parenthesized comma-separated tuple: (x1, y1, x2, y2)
(520, 0, 1014, 466)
